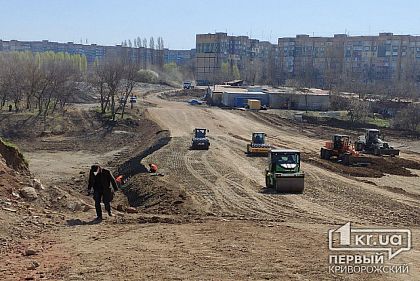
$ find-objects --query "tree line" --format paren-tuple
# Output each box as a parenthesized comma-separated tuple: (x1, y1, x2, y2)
(0, 51, 87, 118)
(0, 51, 157, 122)
(121, 36, 164, 50)
(0, 48, 192, 124)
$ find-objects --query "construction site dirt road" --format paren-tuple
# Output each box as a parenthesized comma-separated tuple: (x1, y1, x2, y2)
(4, 90, 419, 281)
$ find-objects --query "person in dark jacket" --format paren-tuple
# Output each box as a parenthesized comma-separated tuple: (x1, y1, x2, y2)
(88, 164, 118, 220)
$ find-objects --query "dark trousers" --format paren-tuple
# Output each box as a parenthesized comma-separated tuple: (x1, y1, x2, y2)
(93, 188, 113, 218)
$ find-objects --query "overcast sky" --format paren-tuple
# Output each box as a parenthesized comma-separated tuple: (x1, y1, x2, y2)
(1, 0, 419, 49)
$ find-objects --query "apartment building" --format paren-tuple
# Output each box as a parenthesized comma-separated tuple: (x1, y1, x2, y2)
(195, 33, 279, 85)
(0, 40, 164, 67)
(164, 48, 195, 65)
(196, 32, 420, 88)
(278, 32, 420, 85)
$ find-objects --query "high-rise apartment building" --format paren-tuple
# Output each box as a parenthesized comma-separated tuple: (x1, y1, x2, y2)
(196, 33, 279, 85)
(196, 32, 420, 87)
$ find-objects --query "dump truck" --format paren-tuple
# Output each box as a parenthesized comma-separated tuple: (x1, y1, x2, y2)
(320, 134, 364, 166)
(191, 128, 210, 150)
(265, 149, 304, 193)
(354, 129, 399, 156)
(247, 132, 271, 156)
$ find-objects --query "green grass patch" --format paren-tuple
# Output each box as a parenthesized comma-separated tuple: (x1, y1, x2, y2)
(366, 117, 390, 128)
(0, 138, 19, 150)
(0, 138, 29, 166)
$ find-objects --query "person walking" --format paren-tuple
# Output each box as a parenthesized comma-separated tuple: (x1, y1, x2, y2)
(88, 164, 118, 221)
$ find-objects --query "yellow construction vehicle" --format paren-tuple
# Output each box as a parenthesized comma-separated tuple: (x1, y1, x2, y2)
(247, 132, 271, 155)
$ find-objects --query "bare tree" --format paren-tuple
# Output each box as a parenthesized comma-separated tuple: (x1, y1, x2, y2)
(142, 38, 147, 49)
(119, 58, 138, 119)
(157, 37, 164, 50)
(347, 99, 370, 123)
(95, 57, 125, 121)
(149, 37, 155, 49)
(392, 104, 420, 132)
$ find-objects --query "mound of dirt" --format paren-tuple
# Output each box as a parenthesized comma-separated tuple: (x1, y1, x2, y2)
(0, 156, 24, 198)
(0, 139, 29, 174)
(304, 152, 420, 178)
(161, 88, 206, 102)
(122, 173, 195, 215)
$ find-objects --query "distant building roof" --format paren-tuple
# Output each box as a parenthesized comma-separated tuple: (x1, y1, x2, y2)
(225, 80, 244, 86)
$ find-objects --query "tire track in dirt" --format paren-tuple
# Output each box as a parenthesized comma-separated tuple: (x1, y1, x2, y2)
(212, 136, 341, 223)
(145, 94, 420, 226)
(184, 148, 274, 218)
(212, 135, 420, 225)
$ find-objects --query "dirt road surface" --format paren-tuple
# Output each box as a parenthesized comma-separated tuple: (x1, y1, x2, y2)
(5, 91, 419, 280)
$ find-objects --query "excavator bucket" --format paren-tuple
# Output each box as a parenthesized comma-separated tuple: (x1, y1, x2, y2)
(275, 173, 305, 193)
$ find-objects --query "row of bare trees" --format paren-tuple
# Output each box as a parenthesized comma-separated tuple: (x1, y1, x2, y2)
(121, 36, 164, 50)
(0, 51, 87, 118)
(392, 104, 420, 132)
(89, 56, 139, 121)
(0, 50, 157, 122)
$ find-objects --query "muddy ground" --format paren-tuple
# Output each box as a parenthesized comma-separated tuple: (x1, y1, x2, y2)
(0, 86, 419, 280)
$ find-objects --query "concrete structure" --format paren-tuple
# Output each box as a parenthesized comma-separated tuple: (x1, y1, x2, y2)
(278, 32, 420, 84)
(164, 48, 195, 65)
(196, 32, 420, 88)
(268, 88, 330, 111)
(0, 39, 164, 67)
(222, 91, 269, 108)
(207, 84, 330, 110)
(196, 33, 280, 86)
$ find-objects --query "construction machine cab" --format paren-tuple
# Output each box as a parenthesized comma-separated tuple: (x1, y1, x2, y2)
(252, 132, 266, 145)
(191, 128, 210, 150)
(247, 132, 270, 155)
(332, 134, 350, 150)
(365, 129, 380, 144)
(194, 128, 207, 139)
(269, 150, 301, 173)
(265, 149, 304, 193)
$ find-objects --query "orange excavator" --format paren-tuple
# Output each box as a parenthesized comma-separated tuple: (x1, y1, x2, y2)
(320, 134, 366, 166)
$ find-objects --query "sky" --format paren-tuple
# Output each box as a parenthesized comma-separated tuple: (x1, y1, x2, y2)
(1, 0, 419, 50)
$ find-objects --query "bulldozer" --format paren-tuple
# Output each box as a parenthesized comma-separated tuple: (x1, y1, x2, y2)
(265, 149, 305, 193)
(247, 132, 271, 155)
(320, 134, 363, 166)
(191, 128, 210, 150)
(354, 129, 399, 156)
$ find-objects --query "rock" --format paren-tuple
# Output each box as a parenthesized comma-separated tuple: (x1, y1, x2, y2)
(2, 207, 17, 212)
(27, 260, 40, 270)
(67, 202, 82, 212)
(116, 204, 125, 212)
(20, 187, 38, 200)
(11, 191, 20, 198)
(23, 249, 37, 256)
(32, 179, 45, 190)
(126, 207, 138, 214)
